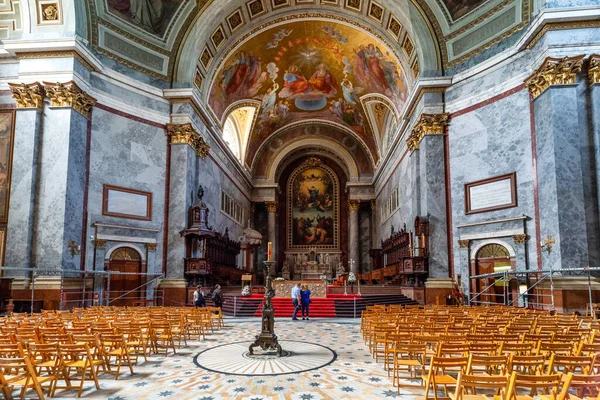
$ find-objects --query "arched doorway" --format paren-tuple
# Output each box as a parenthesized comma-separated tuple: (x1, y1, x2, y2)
(473, 244, 512, 304)
(107, 247, 144, 307)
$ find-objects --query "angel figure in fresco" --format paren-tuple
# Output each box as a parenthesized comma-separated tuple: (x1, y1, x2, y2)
(219, 51, 265, 99)
(354, 44, 390, 94)
(308, 63, 337, 97)
(341, 78, 363, 105)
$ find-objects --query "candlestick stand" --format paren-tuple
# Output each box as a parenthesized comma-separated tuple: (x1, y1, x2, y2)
(249, 260, 282, 356)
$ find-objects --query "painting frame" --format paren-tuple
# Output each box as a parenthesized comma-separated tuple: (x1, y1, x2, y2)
(287, 159, 339, 251)
(464, 172, 517, 215)
(0, 109, 15, 225)
(102, 184, 153, 221)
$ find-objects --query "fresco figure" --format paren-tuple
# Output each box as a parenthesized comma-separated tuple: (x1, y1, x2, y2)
(308, 63, 337, 96)
(281, 65, 311, 97)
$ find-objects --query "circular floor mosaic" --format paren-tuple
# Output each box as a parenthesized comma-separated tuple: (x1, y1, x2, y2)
(193, 340, 337, 376)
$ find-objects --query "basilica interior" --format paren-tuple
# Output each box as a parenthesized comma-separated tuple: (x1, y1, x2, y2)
(0, 0, 600, 398)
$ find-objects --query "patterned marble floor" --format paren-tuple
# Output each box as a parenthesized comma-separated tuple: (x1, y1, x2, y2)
(51, 318, 424, 399)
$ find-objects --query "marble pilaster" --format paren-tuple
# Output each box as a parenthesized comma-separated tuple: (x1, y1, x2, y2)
(166, 127, 197, 279)
(590, 60, 600, 263)
(4, 106, 42, 276)
(265, 201, 277, 262)
(348, 200, 360, 273)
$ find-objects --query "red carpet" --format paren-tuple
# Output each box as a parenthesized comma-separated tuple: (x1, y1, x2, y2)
(253, 297, 347, 318)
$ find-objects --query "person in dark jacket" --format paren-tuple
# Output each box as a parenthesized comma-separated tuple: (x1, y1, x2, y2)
(300, 284, 311, 320)
(212, 284, 224, 308)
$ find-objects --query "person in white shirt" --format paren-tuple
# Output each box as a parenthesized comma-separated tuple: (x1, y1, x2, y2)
(193, 286, 205, 308)
(291, 282, 302, 320)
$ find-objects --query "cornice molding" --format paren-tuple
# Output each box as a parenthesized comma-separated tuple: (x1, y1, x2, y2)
(42, 81, 97, 119)
(406, 113, 449, 152)
(166, 123, 211, 159)
(525, 55, 585, 100)
(8, 82, 44, 110)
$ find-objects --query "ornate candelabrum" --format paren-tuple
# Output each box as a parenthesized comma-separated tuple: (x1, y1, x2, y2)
(248, 260, 282, 356)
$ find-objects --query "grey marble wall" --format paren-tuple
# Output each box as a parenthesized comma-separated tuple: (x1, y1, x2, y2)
(448, 90, 538, 296)
(592, 85, 600, 257)
(5, 109, 41, 274)
(86, 108, 167, 277)
(358, 209, 371, 272)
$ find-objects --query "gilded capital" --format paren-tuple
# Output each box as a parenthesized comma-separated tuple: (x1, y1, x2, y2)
(8, 82, 44, 109)
(525, 55, 585, 100)
(146, 243, 157, 251)
(406, 113, 449, 152)
(265, 201, 278, 212)
(347, 200, 360, 211)
(166, 123, 211, 159)
(92, 239, 107, 248)
(458, 239, 470, 248)
(589, 54, 600, 85)
(512, 234, 529, 245)
(42, 81, 96, 119)
(370, 199, 376, 211)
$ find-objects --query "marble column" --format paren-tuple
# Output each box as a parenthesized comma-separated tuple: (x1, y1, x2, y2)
(145, 243, 157, 300)
(527, 55, 593, 269)
(589, 56, 600, 252)
(370, 200, 378, 249)
(33, 82, 95, 279)
(265, 201, 278, 262)
(91, 239, 107, 304)
(407, 113, 450, 279)
(4, 83, 44, 281)
(348, 200, 360, 273)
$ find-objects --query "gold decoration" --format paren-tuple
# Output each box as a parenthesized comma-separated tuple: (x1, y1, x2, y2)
(512, 234, 529, 245)
(347, 200, 360, 211)
(146, 243, 157, 251)
(370, 199, 376, 211)
(302, 156, 322, 168)
(525, 55, 585, 100)
(42, 81, 96, 119)
(92, 239, 107, 248)
(589, 54, 600, 84)
(541, 235, 556, 254)
(458, 239, 470, 248)
(16, 51, 96, 73)
(406, 113, 450, 152)
(41, 4, 59, 21)
(265, 201, 278, 212)
(166, 123, 211, 159)
(8, 82, 44, 109)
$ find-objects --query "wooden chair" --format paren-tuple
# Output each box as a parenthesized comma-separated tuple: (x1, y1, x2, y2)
(0, 356, 56, 399)
(57, 343, 102, 397)
(450, 372, 511, 400)
(507, 354, 548, 375)
(207, 306, 224, 329)
(100, 334, 134, 380)
(392, 343, 427, 393)
(548, 355, 594, 375)
(565, 373, 600, 399)
(499, 342, 535, 356)
(505, 372, 572, 400)
(149, 321, 176, 356)
(467, 354, 509, 376)
(424, 356, 469, 399)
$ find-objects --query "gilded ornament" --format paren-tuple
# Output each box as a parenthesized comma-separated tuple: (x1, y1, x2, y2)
(525, 55, 585, 100)
(302, 156, 322, 167)
(347, 200, 360, 211)
(370, 199, 376, 211)
(8, 82, 44, 110)
(406, 113, 449, 152)
(42, 81, 96, 119)
(512, 234, 529, 245)
(458, 239, 470, 248)
(265, 201, 278, 212)
(166, 123, 211, 159)
(41, 4, 59, 21)
(146, 243, 158, 251)
(91, 239, 107, 248)
(589, 54, 600, 85)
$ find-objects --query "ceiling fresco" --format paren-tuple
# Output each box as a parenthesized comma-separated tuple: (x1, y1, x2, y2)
(208, 20, 408, 166)
(107, 0, 186, 35)
(440, 0, 489, 21)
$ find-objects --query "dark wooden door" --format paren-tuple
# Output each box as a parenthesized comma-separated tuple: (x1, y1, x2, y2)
(108, 260, 143, 307)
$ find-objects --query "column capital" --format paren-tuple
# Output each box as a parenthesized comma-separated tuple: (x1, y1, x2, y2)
(589, 54, 600, 85)
(91, 239, 107, 248)
(8, 82, 44, 110)
(166, 123, 211, 159)
(406, 113, 449, 152)
(347, 199, 360, 211)
(265, 201, 278, 212)
(512, 234, 529, 245)
(370, 199, 376, 211)
(42, 81, 96, 119)
(458, 239, 470, 248)
(146, 243, 157, 251)
(525, 55, 585, 100)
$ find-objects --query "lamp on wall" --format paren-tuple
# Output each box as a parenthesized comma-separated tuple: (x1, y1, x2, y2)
(540, 235, 556, 254)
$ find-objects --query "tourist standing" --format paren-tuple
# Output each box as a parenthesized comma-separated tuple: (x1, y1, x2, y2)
(193, 286, 206, 308)
(301, 284, 311, 320)
(291, 282, 301, 321)
(212, 284, 224, 308)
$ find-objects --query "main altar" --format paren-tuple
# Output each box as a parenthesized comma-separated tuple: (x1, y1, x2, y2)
(281, 249, 344, 281)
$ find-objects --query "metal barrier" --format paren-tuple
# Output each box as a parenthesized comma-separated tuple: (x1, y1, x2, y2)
(469, 266, 600, 314)
(0, 266, 164, 313)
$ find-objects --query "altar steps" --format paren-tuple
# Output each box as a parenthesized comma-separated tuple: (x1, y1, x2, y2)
(220, 294, 418, 318)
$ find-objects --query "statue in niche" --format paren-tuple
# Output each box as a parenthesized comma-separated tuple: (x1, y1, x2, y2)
(198, 185, 205, 201)
(337, 262, 345, 277)
(282, 259, 289, 273)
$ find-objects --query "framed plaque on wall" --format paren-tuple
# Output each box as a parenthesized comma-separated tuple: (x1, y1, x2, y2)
(464, 172, 517, 215)
(102, 184, 152, 221)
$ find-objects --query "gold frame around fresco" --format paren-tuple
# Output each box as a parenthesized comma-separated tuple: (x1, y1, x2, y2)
(0, 110, 15, 225)
(286, 160, 340, 251)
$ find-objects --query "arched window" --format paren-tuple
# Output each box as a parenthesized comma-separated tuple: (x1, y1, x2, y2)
(110, 247, 142, 261)
(476, 244, 510, 259)
(223, 116, 241, 160)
